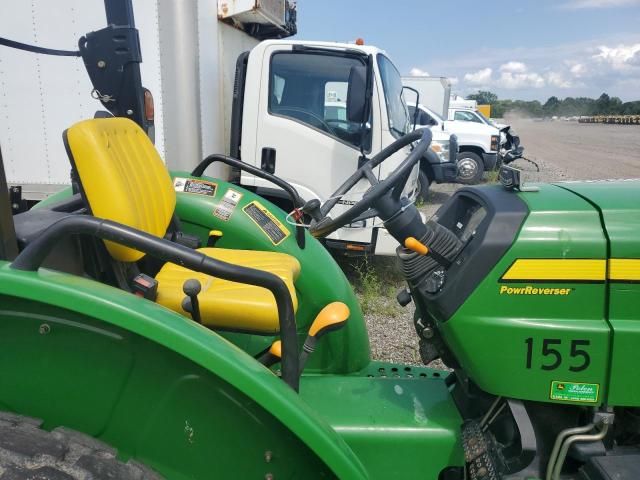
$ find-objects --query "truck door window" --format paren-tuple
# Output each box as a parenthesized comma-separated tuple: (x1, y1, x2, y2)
(454, 110, 483, 123)
(408, 106, 435, 126)
(269, 52, 368, 149)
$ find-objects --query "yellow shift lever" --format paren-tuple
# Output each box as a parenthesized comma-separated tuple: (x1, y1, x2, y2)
(404, 237, 429, 255)
(257, 340, 282, 368)
(299, 302, 350, 374)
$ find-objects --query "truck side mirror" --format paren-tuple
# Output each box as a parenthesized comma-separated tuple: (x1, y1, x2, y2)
(346, 65, 367, 123)
(402, 86, 420, 131)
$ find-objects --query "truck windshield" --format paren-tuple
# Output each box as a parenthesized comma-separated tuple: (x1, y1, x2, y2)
(377, 54, 410, 138)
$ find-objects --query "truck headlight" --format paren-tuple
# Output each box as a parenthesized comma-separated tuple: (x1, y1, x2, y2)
(430, 141, 450, 163)
(490, 135, 499, 151)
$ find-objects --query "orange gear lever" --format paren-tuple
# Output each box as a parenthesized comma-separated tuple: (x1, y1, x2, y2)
(404, 237, 429, 256)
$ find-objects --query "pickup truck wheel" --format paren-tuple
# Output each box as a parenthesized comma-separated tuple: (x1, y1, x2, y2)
(0, 412, 161, 479)
(416, 170, 431, 203)
(456, 152, 484, 184)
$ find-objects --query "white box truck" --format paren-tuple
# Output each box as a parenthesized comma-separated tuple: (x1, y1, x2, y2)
(401, 76, 451, 119)
(0, 0, 454, 256)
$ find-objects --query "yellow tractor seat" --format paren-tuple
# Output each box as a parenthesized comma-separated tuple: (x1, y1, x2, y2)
(155, 248, 300, 333)
(63, 117, 300, 334)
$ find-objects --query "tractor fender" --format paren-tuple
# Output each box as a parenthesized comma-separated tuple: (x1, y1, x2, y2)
(0, 264, 368, 479)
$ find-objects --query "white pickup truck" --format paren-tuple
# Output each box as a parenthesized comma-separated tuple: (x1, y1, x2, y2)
(408, 102, 500, 184)
(447, 106, 525, 169)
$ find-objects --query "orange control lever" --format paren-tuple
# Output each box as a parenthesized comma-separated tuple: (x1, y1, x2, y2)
(404, 237, 429, 255)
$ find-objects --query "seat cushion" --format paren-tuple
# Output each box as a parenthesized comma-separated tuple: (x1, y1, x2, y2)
(155, 248, 301, 333)
(64, 118, 176, 262)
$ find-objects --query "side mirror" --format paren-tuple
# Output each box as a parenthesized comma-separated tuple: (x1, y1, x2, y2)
(402, 86, 420, 131)
(346, 65, 367, 123)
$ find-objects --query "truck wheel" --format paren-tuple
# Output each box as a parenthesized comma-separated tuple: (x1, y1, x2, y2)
(416, 170, 431, 203)
(0, 412, 161, 479)
(456, 152, 484, 185)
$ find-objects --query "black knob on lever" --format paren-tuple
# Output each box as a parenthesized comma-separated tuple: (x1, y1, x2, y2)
(301, 198, 323, 222)
(181, 279, 202, 324)
(396, 288, 412, 307)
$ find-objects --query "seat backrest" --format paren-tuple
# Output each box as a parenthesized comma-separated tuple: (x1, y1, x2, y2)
(63, 118, 176, 262)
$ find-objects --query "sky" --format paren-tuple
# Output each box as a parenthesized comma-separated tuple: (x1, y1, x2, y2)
(294, 0, 640, 102)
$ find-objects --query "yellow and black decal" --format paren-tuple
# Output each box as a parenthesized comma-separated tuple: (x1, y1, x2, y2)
(173, 177, 217, 196)
(608, 258, 640, 283)
(499, 258, 640, 292)
(501, 259, 606, 283)
(243, 200, 290, 245)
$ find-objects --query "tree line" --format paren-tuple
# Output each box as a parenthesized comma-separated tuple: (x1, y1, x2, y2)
(466, 91, 640, 118)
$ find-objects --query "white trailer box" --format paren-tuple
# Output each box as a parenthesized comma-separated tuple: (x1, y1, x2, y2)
(401, 76, 451, 119)
(0, 0, 274, 199)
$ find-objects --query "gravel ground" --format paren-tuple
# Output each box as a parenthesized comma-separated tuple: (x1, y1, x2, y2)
(356, 119, 640, 367)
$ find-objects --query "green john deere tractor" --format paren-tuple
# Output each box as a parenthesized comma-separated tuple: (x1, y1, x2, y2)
(1, 112, 640, 479)
(2, 5, 640, 480)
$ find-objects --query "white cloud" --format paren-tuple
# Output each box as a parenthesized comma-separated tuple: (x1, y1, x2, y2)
(545, 72, 573, 88)
(449, 76, 459, 86)
(497, 71, 546, 89)
(593, 43, 640, 70)
(500, 61, 528, 73)
(464, 68, 492, 86)
(409, 67, 430, 76)
(569, 63, 587, 77)
(559, 0, 640, 8)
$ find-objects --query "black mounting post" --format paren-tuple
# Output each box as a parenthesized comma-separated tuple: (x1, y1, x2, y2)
(78, 0, 151, 133)
(0, 145, 18, 261)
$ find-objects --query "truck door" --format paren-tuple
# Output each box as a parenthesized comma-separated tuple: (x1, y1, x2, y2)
(247, 45, 380, 204)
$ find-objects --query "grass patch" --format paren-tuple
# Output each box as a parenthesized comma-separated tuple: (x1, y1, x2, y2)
(485, 169, 500, 183)
(343, 256, 405, 315)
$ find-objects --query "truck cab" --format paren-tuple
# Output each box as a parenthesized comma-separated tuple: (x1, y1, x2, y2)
(233, 40, 450, 255)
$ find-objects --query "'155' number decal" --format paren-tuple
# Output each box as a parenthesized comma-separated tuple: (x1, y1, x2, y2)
(524, 338, 591, 372)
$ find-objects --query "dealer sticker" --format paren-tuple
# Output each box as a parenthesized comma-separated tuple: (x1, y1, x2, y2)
(213, 188, 243, 221)
(243, 200, 290, 245)
(173, 177, 217, 196)
(550, 381, 599, 403)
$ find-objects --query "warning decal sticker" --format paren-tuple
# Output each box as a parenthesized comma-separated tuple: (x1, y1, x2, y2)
(550, 381, 599, 403)
(173, 177, 217, 196)
(213, 188, 243, 221)
(243, 200, 290, 245)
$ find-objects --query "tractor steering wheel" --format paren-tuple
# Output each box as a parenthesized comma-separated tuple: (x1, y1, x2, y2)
(308, 128, 432, 238)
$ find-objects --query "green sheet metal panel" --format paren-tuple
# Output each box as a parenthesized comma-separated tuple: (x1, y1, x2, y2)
(557, 180, 640, 406)
(0, 264, 369, 479)
(440, 184, 611, 404)
(300, 364, 463, 479)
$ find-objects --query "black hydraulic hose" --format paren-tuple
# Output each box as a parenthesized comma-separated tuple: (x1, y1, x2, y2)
(11, 216, 300, 391)
(192, 154, 306, 249)
(0, 36, 80, 57)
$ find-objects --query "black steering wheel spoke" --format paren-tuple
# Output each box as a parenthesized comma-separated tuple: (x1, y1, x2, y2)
(361, 163, 379, 186)
(351, 208, 379, 224)
(309, 129, 432, 238)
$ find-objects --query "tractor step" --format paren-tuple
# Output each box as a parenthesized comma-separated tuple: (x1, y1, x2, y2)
(462, 420, 500, 480)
